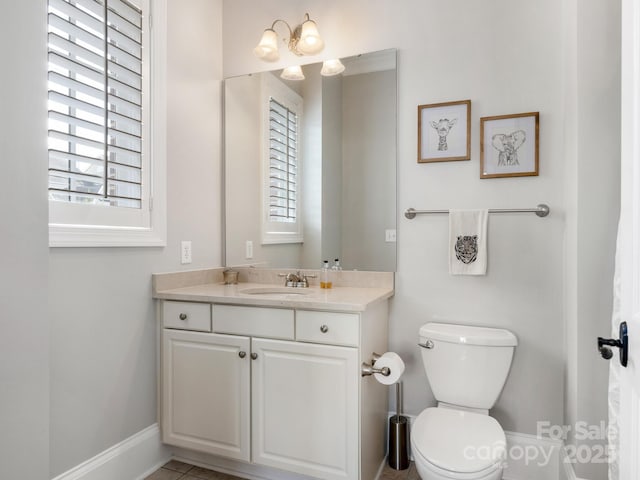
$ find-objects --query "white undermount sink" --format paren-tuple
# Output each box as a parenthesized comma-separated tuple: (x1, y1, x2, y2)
(238, 287, 314, 296)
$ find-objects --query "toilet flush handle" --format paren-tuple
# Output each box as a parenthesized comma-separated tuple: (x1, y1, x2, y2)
(418, 339, 434, 349)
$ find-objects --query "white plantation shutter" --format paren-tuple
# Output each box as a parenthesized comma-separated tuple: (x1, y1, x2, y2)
(47, 0, 143, 209)
(268, 97, 298, 223)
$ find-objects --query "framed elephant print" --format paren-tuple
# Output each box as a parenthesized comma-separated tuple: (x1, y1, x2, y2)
(480, 112, 539, 179)
(418, 100, 471, 163)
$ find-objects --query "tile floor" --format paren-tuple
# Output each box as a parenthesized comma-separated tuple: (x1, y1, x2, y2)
(145, 460, 242, 480)
(146, 460, 420, 480)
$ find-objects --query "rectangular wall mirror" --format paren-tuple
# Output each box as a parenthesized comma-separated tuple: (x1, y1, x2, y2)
(224, 49, 397, 272)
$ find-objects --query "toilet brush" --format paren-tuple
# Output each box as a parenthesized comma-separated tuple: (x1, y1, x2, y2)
(388, 382, 409, 470)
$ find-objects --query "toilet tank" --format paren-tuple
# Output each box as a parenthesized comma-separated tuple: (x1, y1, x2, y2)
(419, 323, 517, 410)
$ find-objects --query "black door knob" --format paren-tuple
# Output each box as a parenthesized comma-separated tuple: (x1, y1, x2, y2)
(597, 321, 628, 367)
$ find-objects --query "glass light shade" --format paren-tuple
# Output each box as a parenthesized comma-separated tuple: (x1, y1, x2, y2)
(321, 59, 345, 76)
(253, 29, 280, 61)
(296, 19, 324, 55)
(280, 65, 305, 81)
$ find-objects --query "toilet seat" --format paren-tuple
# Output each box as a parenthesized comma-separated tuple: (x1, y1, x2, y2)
(411, 408, 506, 476)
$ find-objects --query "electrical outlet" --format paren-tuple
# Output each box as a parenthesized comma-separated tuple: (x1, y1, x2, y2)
(181, 240, 192, 264)
(385, 229, 397, 243)
(246, 240, 253, 259)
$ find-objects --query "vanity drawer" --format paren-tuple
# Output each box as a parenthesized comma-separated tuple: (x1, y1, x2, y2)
(296, 311, 360, 347)
(213, 304, 294, 340)
(163, 301, 211, 332)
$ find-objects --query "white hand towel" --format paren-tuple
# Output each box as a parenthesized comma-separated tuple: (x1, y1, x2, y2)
(449, 209, 489, 275)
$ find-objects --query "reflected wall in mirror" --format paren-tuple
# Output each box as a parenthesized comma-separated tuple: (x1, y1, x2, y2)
(224, 49, 397, 272)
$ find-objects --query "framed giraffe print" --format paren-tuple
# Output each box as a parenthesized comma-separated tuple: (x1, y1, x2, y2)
(418, 100, 471, 163)
(480, 112, 539, 179)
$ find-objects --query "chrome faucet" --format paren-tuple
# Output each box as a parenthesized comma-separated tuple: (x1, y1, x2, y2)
(278, 271, 317, 288)
(284, 272, 301, 286)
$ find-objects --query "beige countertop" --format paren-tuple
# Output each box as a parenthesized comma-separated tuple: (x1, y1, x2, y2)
(154, 281, 393, 312)
(152, 268, 394, 312)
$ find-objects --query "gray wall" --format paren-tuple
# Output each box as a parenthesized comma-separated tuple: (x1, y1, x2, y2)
(49, 0, 223, 476)
(564, 0, 621, 478)
(0, 2, 50, 478)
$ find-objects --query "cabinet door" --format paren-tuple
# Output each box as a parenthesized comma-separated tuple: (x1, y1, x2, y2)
(251, 338, 359, 480)
(162, 329, 250, 461)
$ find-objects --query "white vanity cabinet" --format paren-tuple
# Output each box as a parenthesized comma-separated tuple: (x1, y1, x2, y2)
(161, 328, 251, 461)
(160, 298, 389, 480)
(251, 337, 359, 479)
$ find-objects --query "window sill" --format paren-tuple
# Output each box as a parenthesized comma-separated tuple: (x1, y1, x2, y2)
(261, 233, 303, 245)
(49, 224, 166, 248)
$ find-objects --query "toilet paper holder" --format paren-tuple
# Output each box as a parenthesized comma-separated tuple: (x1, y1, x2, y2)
(361, 352, 391, 377)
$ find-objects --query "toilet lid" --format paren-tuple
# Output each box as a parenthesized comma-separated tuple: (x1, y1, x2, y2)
(412, 408, 506, 474)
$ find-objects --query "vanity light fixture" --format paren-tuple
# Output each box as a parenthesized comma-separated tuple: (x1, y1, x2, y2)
(254, 13, 325, 62)
(321, 59, 345, 76)
(280, 65, 305, 81)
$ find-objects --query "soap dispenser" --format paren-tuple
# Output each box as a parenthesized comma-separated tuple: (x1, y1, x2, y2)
(320, 260, 332, 289)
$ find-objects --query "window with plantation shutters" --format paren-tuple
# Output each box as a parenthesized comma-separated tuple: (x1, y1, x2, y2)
(48, 0, 143, 207)
(47, 0, 166, 247)
(261, 74, 303, 244)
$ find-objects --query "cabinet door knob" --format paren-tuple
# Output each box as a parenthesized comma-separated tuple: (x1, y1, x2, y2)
(250, 353, 258, 360)
(179, 313, 187, 321)
(238, 351, 246, 359)
(320, 324, 329, 333)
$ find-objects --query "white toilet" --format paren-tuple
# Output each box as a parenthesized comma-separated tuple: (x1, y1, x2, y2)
(411, 323, 517, 480)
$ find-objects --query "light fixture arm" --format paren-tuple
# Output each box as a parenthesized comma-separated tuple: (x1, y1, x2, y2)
(269, 14, 311, 57)
(254, 13, 322, 59)
(272, 13, 309, 32)
(270, 18, 293, 38)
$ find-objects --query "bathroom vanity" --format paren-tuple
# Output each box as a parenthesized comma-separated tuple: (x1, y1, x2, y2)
(153, 268, 393, 480)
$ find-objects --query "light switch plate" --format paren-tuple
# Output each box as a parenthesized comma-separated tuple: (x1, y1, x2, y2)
(385, 229, 397, 243)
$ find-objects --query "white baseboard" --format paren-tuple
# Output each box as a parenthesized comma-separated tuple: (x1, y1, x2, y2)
(48, 422, 588, 480)
(50, 424, 171, 480)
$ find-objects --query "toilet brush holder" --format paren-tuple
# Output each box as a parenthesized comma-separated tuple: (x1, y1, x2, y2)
(388, 383, 409, 470)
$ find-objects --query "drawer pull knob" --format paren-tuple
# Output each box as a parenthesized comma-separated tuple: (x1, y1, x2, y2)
(179, 313, 187, 321)
(251, 353, 258, 360)
(238, 351, 246, 359)
(320, 324, 329, 333)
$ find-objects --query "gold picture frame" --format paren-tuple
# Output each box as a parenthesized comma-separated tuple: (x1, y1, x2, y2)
(418, 100, 471, 163)
(480, 112, 539, 179)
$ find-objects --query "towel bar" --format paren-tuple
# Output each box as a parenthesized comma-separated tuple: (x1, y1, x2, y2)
(404, 204, 550, 219)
